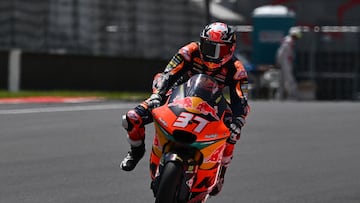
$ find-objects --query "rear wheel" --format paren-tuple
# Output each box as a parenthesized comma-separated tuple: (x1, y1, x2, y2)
(155, 162, 183, 203)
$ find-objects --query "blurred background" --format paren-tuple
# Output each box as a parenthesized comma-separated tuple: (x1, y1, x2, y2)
(0, 0, 359, 100)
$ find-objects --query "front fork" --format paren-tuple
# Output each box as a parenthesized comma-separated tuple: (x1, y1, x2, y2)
(151, 152, 198, 202)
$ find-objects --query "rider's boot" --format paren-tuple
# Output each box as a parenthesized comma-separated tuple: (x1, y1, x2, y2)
(120, 142, 145, 171)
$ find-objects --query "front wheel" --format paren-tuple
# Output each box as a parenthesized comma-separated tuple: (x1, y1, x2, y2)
(155, 162, 183, 203)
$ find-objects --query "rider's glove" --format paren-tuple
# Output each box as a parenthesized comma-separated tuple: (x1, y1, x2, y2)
(228, 117, 245, 144)
(145, 93, 162, 109)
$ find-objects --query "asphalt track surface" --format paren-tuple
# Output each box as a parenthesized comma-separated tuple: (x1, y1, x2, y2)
(0, 100, 359, 203)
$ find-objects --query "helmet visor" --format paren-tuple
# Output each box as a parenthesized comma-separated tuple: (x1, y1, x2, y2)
(200, 38, 232, 61)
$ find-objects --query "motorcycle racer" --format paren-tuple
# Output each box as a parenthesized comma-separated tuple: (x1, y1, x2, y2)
(120, 22, 250, 196)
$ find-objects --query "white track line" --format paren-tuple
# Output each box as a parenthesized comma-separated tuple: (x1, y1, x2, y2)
(0, 103, 136, 115)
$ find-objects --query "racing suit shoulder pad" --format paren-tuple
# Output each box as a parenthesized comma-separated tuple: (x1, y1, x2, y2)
(178, 42, 199, 62)
(233, 60, 247, 80)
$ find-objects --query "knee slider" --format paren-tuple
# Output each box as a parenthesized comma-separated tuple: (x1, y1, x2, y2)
(122, 110, 143, 131)
(122, 114, 129, 130)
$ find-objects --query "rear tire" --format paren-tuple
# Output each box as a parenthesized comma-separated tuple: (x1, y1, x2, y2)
(155, 162, 183, 203)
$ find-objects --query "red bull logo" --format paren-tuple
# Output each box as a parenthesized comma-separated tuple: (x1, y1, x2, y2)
(196, 101, 219, 120)
(169, 96, 219, 120)
(205, 144, 225, 163)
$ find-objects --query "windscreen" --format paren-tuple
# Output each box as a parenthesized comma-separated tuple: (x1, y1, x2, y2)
(167, 74, 228, 121)
(184, 74, 221, 101)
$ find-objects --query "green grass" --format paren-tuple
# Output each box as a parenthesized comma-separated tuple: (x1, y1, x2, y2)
(0, 90, 232, 102)
(0, 90, 150, 101)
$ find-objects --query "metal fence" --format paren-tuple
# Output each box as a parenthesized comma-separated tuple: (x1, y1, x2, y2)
(1, 1, 359, 100)
(295, 27, 360, 100)
(0, 0, 206, 59)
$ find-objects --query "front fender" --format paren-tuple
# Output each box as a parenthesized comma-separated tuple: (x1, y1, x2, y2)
(161, 152, 184, 164)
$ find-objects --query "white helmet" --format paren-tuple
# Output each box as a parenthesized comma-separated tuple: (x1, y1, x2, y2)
(199, 22, 236, 71)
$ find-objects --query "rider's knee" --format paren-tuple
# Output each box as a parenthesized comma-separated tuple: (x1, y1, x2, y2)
(122, 110, 143, 130)
(122, 109, 145, 145)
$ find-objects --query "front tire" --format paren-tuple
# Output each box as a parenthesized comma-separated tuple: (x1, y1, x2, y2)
(155, 162, 183, 203)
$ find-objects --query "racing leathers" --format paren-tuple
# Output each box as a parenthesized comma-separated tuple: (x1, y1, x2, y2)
(121, 42, 250, 194)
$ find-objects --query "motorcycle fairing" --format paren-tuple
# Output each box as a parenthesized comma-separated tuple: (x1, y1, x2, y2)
(150, 74, 232, 196)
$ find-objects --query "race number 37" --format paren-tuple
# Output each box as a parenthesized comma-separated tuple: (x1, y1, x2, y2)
(173, 112, 209, 133)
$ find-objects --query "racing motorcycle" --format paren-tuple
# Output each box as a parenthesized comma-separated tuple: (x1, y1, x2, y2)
(149, 74, 232, 203)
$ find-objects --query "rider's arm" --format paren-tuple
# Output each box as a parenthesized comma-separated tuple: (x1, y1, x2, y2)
(152, 42, 198, 97)
(229, 60, 250, 126)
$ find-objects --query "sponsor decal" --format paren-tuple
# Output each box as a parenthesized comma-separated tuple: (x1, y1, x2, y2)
(204, 134, 218, 139)
(158, 117, 168, 127)
(169, 96, 219, 120)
